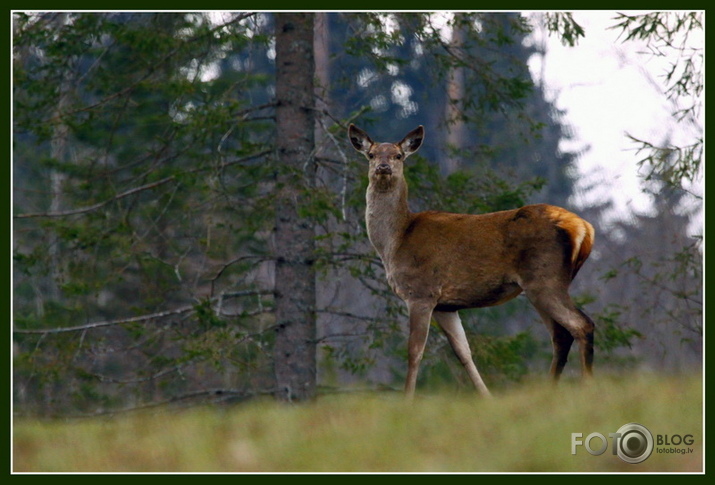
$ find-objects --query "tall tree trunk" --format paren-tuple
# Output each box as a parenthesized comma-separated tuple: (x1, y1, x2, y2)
(47, 13, 72, 306)
(272, 13, 317, 402)
(313, 12, 330, 118)
(443, 17, 469, 174)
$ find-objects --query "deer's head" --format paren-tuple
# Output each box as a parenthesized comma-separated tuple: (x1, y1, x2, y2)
(349, 124, 424, 191)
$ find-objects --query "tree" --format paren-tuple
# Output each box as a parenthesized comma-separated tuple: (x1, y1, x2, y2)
(547, 11, 703, 372)
(14, 12, 282, 414)
(272, 13, 317, 402)
(611, 11, 703, 189)
(14, 12, 666, 415)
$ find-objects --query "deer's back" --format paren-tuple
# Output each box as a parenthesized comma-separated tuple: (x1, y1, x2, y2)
(385, 204, 592, 309)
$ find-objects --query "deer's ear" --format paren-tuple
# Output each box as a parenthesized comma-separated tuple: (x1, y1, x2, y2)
(348, 124, 373, 154)
(399, 125, 424, 158)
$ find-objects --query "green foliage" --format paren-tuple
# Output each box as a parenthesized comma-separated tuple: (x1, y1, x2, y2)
(544, 12, 585, 46)
(14, 12, 278, 414)
(571, 293, 643, 357)
(195, 299, 225, 330)
(591, 303, 644, 354)
(610, 12, 703, 188)
(471, 332, 538, 382)
(405, 154, 544, 214)
(14, 11, 675, 415)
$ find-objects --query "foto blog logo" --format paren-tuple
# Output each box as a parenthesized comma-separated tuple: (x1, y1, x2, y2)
(571, 423, 654, 464)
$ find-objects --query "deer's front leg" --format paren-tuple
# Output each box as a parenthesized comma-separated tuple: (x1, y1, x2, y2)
(432, 311, 491, 397)
(404, 301, 434, 399)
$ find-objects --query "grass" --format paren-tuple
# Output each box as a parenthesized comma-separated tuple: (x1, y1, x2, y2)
(13, 373, 703, 473)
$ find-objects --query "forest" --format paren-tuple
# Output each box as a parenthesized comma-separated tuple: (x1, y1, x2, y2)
(12, 11, 703, 416)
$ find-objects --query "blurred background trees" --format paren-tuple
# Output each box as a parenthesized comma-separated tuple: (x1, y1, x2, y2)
(12, 11, 702, 415)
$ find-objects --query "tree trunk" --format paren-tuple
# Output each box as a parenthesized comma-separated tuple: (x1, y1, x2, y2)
(272, 13, 317, 402)
(47, 13, 72, 307)
(443, 17, 469, 174)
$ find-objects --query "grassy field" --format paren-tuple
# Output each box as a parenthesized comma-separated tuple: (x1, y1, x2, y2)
(13, 373, 703, 473)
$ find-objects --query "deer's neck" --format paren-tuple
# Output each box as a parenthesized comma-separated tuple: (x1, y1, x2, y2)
(365, 179, 411, 263)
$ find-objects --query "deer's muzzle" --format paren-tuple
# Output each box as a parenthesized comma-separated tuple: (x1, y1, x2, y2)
(375, 163, 392, 175)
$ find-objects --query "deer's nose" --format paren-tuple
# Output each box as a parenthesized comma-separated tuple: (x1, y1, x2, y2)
(375, 163, 392, 175)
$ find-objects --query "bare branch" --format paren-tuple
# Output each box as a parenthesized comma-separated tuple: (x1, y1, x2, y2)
(14, 149, 272, 220)
(13, 304, 195, 334)
(317, 309, 381, 323)
(14, 176, 176, 219)
(13, 289, 273, 335)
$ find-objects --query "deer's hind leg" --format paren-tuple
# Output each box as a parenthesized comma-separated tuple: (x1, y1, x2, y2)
(536, 311, 575, 380)
(524, 286, 594, 380)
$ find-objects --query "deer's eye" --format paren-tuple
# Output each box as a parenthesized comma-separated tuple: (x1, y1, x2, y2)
(395, 154, 402, 160)
(368, 153, 375, 159)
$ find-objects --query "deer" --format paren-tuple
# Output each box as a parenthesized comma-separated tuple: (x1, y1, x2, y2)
(348, 123, 596, 399)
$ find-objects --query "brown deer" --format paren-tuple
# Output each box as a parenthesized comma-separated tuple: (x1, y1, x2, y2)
(348, 124, 596, 398)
